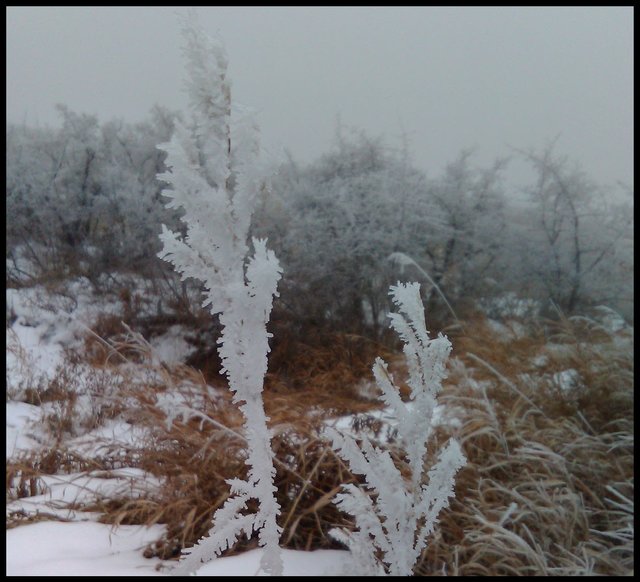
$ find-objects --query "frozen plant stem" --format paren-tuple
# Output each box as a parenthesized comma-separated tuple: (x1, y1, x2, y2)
(327, 282, 466, 576)
(156, 15, 283, 576)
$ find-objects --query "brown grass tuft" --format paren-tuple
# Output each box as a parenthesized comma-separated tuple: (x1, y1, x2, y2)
(413, 313, 634, 576)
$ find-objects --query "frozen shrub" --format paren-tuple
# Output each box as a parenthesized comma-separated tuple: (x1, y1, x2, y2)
(327, 282, 466, 575)
(156, 16, 283, 576)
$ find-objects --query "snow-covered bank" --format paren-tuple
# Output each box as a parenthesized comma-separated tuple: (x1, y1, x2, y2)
(6, 520, 351, 576)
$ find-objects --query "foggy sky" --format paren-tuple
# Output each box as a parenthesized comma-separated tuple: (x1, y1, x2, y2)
(6, 6, 634, 193)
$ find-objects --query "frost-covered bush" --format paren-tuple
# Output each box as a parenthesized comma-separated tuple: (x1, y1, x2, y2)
(327, 282, 466, 575)
(6, 103, 181, 284)
(512, 143, 634, 318)
(255, 129, 434, 338)
(254, 137, 511, 337)
(420, 150, 506, 314)
(155, 17, 283, 576)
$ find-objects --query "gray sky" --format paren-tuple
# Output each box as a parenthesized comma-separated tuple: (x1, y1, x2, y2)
(6, 6, 634, 192)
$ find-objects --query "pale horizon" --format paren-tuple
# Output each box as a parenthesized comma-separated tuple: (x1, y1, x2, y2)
(6, 6, 634, 193)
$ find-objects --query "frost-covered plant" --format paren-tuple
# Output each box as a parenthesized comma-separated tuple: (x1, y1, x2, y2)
(156, 17, 283, 576)
(327, 282, 466, 576)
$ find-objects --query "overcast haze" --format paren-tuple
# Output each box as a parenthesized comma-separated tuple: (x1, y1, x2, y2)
(6, 6, 634, 192)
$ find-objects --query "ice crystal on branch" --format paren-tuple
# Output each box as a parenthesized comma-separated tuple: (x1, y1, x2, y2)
(327, 282, 466, 576)
(157, 16, 283, 576)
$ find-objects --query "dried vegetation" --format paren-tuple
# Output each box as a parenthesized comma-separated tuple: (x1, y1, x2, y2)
(6, 304, 634, 575)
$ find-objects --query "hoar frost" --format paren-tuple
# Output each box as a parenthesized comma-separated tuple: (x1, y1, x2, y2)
(327, 282, 466, 576)
(156, 16, 283, 576)
(156, 13, 464, 579)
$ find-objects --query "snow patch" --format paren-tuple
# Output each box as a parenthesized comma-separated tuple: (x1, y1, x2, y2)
(6, 401, 46, 458)
(6, 521, 167, 576)
(149, 325, 195, 365)
(7, 468, 162, 520)
(194, 548, 352, 576)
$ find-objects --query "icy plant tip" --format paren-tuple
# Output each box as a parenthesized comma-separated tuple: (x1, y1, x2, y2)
(327, 282, 466, 576)
(156, 15, 283, 576)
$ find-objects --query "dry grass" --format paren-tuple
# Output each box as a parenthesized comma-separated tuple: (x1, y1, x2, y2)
(413, 313, 634, 576)
(85, 327, 369, 560)
(6, 307, 633, 575)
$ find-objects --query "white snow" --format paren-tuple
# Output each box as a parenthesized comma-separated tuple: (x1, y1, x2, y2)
(6, 280, 125, 397)
(6, 401, 46, 457)
(485, 318, 527, 342)
(6, 275, 479, 575)
(7, 467, 160, 521)
(552, 369, 581, 393)
(6, 520, 351, 576)
(6, 278, 355, 576)
(194, 548, 352, 576)
(6, 521, 168, 576)
(326, 400, 456, 445)
(478, 292, 540, 319)
(67, 419, 151, 458)
(149, 325, 195, 365)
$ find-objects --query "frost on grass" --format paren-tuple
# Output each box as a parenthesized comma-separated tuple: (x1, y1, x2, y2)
(327, 282, 466, 576)
(157, 16, 283, 576)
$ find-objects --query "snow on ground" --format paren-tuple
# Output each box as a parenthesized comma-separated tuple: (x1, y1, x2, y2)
(8, 277, 631, 575)
(7, 467, 162, 522)
(6, 520, 351, 576)
(326, 400, 458, 445)
(6, 521, 168, 576)
(485, 318, 527, 342)
(478, 292, 540, 320)
(6, 278, 355, 575)
(551, 369, 582, 393)
(8, 275, 515, 576)
(6, 462, 350, 576)
(194, 548, 352, 576)
(6, 401, 46, 458)
(149, 325, 196, 366)
(6, 279, 123, 406)
(67, 419, 151, 458)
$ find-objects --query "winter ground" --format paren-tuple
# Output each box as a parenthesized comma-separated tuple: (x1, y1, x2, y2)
(5, 277, 363, 575)
(6, 276, 633, 576)
(7, 520, 351, 576)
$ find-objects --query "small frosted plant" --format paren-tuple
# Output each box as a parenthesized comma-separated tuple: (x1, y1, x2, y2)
(327, 282, 466, 576)
(157, 16, 283, 576)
